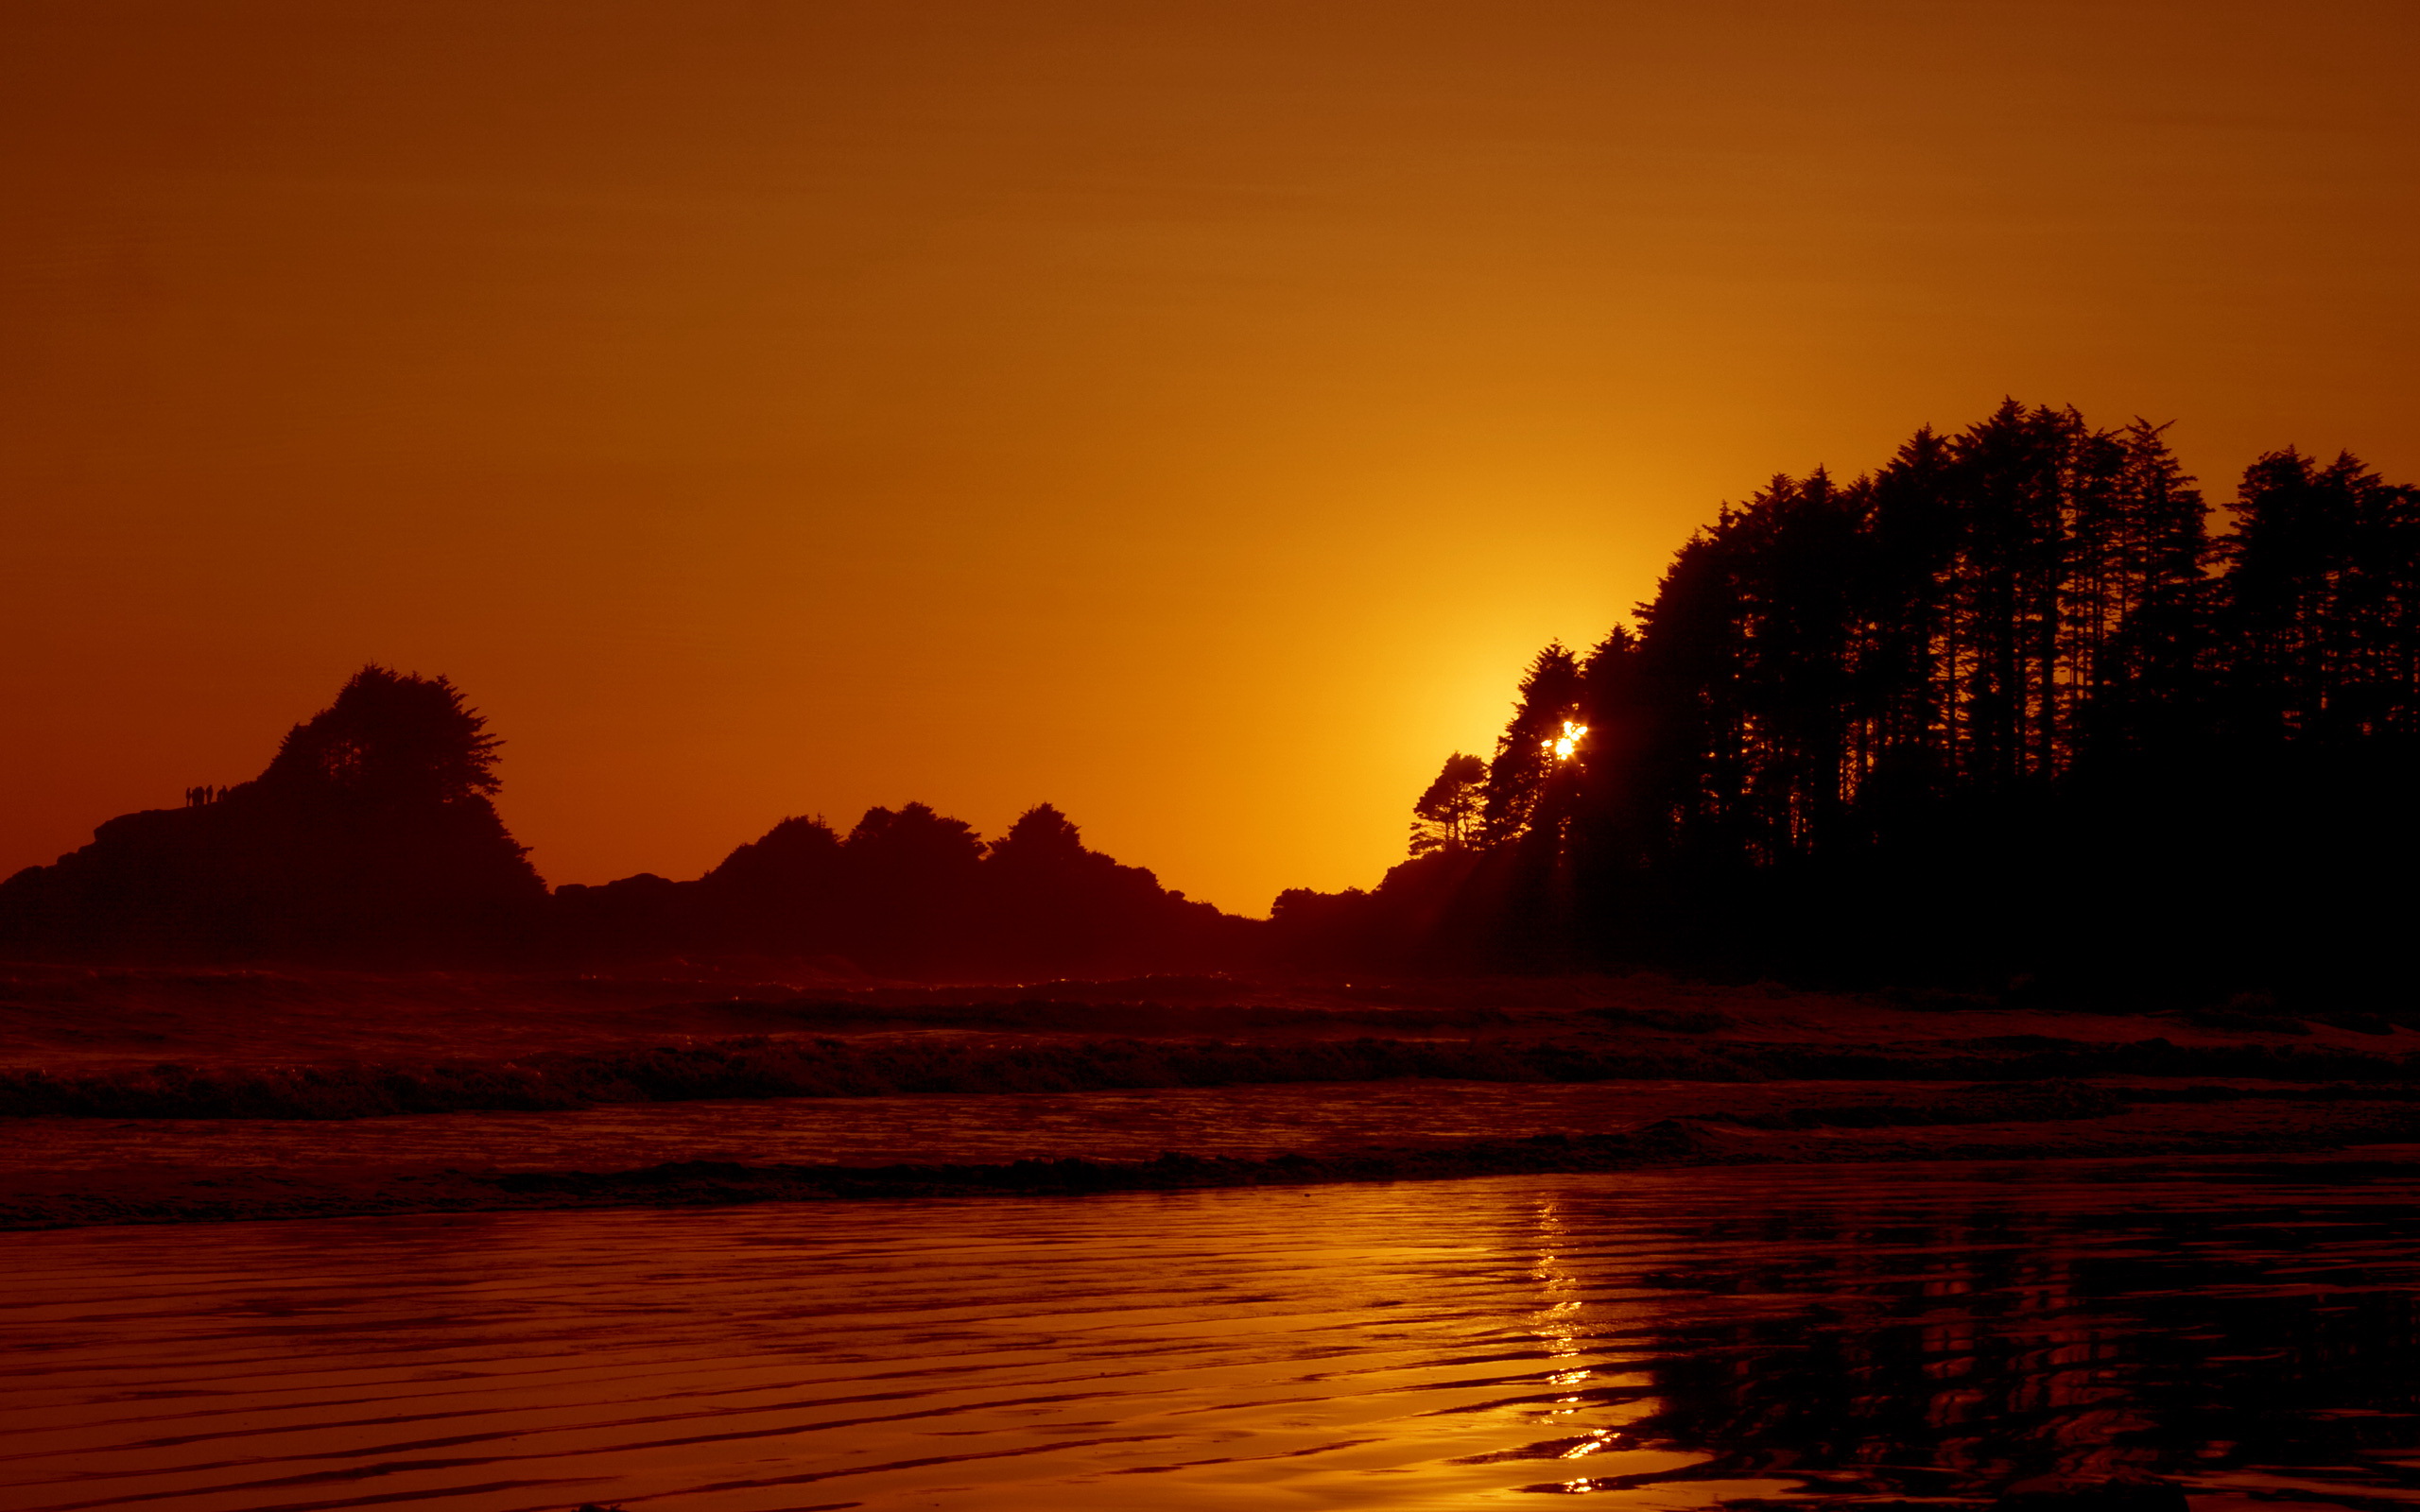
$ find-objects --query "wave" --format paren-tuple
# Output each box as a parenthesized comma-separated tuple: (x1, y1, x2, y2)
(3, 1026, 2414, 1120)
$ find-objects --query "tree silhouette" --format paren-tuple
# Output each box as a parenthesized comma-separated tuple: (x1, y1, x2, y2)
(989, 802, 1091, 868)
(261, 665, 504, 805)
(1409, 753, 1486, 855)
(2221, 449, 2420, 747)
(1482, 643, 1584, 844)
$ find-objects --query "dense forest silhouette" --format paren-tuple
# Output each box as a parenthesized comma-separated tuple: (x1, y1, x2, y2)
(5, 400, 2412, 991)
(0, 667, 1244, 973)
(1276, 401, 2420, 1000)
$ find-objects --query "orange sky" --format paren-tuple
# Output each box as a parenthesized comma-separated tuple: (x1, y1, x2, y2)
(4, 1, 2416, 914)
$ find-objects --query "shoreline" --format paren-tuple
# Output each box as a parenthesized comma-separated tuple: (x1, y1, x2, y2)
(7, 1028, 2414, 1120)
(12, 967, 2420, 1234)
(15, 1101, 2420, 1233)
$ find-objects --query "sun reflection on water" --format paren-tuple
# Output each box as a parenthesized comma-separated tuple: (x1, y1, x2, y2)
(10, 1163, 2420, 1509)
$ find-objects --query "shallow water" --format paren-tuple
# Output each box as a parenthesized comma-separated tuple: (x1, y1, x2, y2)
(8, 1155, 2420, 1512)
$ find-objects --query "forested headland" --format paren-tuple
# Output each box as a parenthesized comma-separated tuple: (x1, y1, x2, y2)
(1276, 401, 2420, 1002)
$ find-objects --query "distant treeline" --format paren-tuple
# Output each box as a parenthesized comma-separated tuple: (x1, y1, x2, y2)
(0, 667, 1246, 974)
(1275, 402, 2420, 1000)
(551, 801, 1246, 973)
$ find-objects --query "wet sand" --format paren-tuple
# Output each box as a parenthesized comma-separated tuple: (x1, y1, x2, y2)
(11, 971, 2420, 1507)
(9, 1154, 2420, 1512)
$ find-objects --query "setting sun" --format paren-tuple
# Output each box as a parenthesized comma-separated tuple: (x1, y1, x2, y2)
(8, 6, 2420, 1510)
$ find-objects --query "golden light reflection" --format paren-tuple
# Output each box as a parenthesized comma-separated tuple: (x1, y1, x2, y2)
(1531, 1203, 1585, 1363)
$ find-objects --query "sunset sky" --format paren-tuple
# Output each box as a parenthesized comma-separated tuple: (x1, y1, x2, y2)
(4, 0, 2415, 913)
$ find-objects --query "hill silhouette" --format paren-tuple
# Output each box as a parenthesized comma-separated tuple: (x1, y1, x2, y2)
(552, 800, 1247, 973)
(0, 667, 1250, 973)
(0, 668, 544, 960)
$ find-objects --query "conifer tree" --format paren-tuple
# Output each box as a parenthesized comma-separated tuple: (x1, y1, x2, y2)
(1482, 644, 1585, 844)
(1409, 753, 1486, 855)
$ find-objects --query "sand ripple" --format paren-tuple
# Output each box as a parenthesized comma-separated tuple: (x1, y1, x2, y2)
(9, 1158, 2420, 1510)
